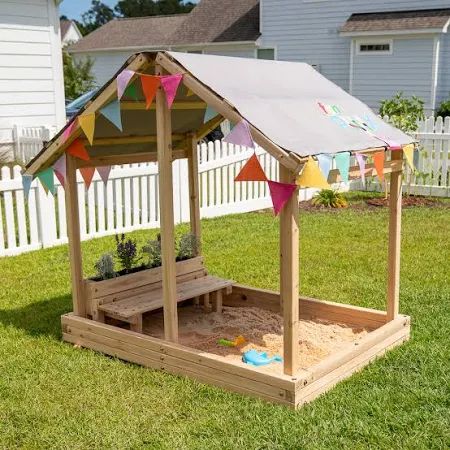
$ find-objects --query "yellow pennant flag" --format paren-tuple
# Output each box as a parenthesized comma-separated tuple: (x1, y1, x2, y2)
(296, 156, 330, 189)
(403, 144, 415, 170)
(79, 113, 96, 145)
(186, 88, 194, 97)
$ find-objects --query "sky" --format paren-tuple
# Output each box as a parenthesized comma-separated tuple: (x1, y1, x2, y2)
(60, 0, 197, 21)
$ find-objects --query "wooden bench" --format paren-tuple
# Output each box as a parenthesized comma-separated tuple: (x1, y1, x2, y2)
(89, 256, 233, 333)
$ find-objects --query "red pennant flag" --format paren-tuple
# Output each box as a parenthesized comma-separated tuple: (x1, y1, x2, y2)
(235, 154, 267, 182)
(67, 138, 90, 161)
(140, 75, 160, 109)
(373, 151, 385, 181)
(160, 74, 183, 109)
(268, 180, 297, 216)
(80, 167, 95, 189)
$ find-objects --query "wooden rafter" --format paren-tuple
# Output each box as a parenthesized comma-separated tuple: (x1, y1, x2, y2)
(120, 101, 206, 110)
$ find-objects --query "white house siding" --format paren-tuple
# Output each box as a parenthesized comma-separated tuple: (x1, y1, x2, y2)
(74, 46, 256, 86)
(352, 37, 435, 112)
(437, 34, 450, 108)
(0, 0, 65, 161)
(260, 0, 450, 107)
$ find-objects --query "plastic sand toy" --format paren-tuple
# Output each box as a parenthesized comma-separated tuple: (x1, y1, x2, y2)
(242, 349, 283, 366)
(217, 335, 246, 347)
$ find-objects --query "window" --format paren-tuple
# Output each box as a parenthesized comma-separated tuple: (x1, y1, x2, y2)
(357, 40, 392, 55)
(257, 48, 275, 60)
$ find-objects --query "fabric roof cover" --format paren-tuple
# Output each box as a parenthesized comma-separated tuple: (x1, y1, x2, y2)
(169, 51, 414, 157)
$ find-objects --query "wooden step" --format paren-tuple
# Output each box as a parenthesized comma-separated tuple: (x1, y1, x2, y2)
(98, 275, 233, 321)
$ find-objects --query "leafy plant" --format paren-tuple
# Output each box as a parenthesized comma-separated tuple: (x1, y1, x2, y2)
(436, 97, 450, 118)
(312, 189, 348, 208)
(63, 51, 96, 101)
(115, 234, 139, 273)
(142, 234, 162, 269)
(94, 253, 116, 280)
(177, 233, 199, 261)
(379, 92, 424, 133)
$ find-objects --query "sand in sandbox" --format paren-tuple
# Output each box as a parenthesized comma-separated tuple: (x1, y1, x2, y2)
(143, 305, 370, 374)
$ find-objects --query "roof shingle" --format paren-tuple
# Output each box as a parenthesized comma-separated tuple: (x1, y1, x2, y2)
(341, 8, 450, 33)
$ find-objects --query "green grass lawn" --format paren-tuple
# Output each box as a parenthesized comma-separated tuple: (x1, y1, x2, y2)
(0, 194, 449, 449)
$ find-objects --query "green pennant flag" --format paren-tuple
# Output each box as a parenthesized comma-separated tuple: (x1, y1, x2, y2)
(125, 83, 139, 101)
(37, 167, 55, 195)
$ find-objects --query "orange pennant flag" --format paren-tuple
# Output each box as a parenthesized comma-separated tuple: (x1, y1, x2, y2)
(140, 75, 160, 109)
(235, 153, 267, 182)
(79, 113, 96, 145)
(80, 167, 95, 189)
(67, 138, 90, 161)
(373, 150, 385, 181)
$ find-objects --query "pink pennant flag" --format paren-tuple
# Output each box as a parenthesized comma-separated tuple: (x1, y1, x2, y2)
(53, 154, 66, 187)
(160, 74, 183, 109)
(374, 135, 402, 150)
(355, 153, 367, 187)
(62, 120, 76, 143)
(97, 165, 112, 184)
(268, 180, 297, 216)
(223, 120, 255, 149)
(117, 69, 135, 99)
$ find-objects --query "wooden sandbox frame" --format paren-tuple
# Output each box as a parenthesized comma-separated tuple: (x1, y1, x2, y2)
(26, 52, 411, 408)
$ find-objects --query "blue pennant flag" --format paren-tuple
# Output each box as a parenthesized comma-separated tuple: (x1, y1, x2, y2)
(100, 99, 123, 131)
(203, 105, 217, 124)
(316, 154, 333, 181)
(21, 174, 33, 200)
(335, 152, 351, 182)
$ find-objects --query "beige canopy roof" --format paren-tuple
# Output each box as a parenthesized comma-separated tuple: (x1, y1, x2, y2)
(26, 51, 414, 176)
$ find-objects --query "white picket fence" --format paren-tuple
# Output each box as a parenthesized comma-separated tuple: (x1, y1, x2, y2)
(12, 125, 56, 165)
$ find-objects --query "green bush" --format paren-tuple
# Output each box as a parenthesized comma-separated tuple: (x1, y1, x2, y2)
(379, 92, 424, 133)
(436, 98, 450, 118)
(311, 189, 348, 208)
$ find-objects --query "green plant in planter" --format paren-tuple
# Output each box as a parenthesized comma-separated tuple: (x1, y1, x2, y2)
(115, 234, 140, 273)
(94, 253, 116, 280)
(312, 189, 348, 208)
(177, 233, 199, 261)
(142, 234, 162, 268)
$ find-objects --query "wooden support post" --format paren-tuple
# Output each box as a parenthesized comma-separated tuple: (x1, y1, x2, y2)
(212, 290, 223, 314)
(203, 293, 210, 312)
(156, 64, 178, 342)
(187, 133, 201, 254)
(387, 150, 403, 321)
(279, 164, 300, 376)
(65, 154, 85, 317)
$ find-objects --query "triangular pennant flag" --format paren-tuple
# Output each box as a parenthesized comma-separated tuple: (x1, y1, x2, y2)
(223, 120, 255, 149)
(100, 99, 123, 131)
(355, 153, 367, 186)
(97, 165, 112, 184)
(37, 167, 55, 195)
(203, 105, 217, 124)
(373, 151, 385, 181)
(268, 180, 297, 216)
(296, 156, 329, 189)
(67, 138, 90, 161)
(186, 88, 194, 97)
(21, 174, 33, 200)
(124, 83, 139, 101)
(80, 167, 95, 189)
(235, 154, 267, 182)
(62, 120, 76, 143)
(403, 144, 415, 170)
(160, 74, 183, 109)
(335, 152, 351, 182)
(140, 75, 160, 109)
(374, 135, 402, 150)
(53, 154, 66, 187)
(117, 69, 134, 99)
(316, 154, 333, 181)
(79, 113, 95, 145)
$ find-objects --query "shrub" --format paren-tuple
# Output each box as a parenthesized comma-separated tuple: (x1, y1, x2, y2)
(177, 233, 199, 261)
(436, 98, 450, 118)
(379, 92, 424, 133)
(115, 234, 139, 273)
(142, 234, 162, 268)
(94, 253, 116, 280)
(312, 189, 348, 208)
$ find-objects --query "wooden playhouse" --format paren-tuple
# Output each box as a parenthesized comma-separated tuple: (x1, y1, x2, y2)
(25, 51, 412, 408)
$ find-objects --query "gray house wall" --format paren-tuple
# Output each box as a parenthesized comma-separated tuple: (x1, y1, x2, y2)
(260, 0, 450, 111)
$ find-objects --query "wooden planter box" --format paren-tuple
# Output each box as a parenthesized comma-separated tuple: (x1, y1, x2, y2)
(83, 256, 207, 320)
(62, 284, 410, 409)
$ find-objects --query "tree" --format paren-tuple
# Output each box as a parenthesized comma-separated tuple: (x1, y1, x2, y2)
(115, 0, 195, 17)
(79, 0, 115, 35)
(379, 92, 424, 133)
(63, 51, 96, 101)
